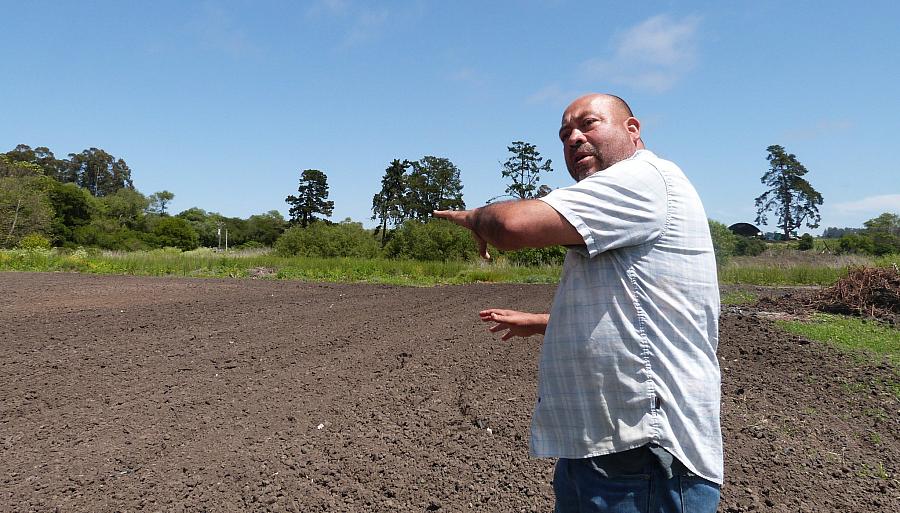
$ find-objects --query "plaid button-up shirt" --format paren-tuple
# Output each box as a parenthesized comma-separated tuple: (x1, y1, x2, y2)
(535, 149, 723, 484)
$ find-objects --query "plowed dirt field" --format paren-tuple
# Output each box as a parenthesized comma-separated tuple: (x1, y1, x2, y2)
(1, 273, 898, 512)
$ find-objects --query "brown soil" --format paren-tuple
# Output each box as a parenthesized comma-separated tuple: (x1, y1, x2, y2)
(1, 273, 898, 512)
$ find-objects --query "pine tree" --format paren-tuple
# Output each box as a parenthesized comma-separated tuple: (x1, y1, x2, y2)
(499, 141, 554, 199)
(286, 169, 334, 227)
(754, 145, 823, 240)
(371, 159, 410, 246)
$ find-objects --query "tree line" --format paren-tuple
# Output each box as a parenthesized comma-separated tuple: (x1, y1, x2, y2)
(1, 144, 287, 251)
(5, 139, 895, 260)
(2, 141, 556, 261)
(279, 143, 556, 261)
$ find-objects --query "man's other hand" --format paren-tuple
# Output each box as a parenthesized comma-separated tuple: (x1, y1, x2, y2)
(479, 309, 549, 341)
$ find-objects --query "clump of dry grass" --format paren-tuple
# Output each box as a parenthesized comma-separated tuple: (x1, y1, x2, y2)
(813, 266, 900, 323)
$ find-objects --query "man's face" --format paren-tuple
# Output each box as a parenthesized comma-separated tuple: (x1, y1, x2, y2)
(559, 95, 638, 181)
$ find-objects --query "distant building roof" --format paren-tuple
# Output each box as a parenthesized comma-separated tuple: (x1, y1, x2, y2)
(728, 223, 762, 237)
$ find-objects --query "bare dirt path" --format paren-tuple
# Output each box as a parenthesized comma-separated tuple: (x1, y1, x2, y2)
(1, 273, 898, 512)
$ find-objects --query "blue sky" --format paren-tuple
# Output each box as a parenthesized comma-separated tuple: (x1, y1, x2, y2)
(3, 0, 899, 233)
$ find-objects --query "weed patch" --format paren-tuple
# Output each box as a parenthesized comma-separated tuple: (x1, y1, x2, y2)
(777, 313, 900, 366)
(721, 290, 757, 306)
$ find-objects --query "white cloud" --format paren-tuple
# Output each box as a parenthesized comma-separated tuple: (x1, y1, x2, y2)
(449, 68, 487, 88)
(782, 119, 854, 141)
(306, 0, 394, 48)
(833, 194, 900, 214)
(342, 8, 390, 48)
(526, 84, 585, 106)
(190, 2, 259, 58)
(581, 14, 700, 93)
(307, 0, 351, 17)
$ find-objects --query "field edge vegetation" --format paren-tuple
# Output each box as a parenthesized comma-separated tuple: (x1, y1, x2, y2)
(0, 247, 562, 287)
(2, 247, 899, 287)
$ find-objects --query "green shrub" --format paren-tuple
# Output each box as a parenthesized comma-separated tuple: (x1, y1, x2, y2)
(72, 221, 154, 251)
(708, 219, 737, 266)
(235, 240, 265, 250)
(870, 232, 900, 256)
(151, 217, 199, 251)
(798, 233, 814, 251)
(839, 233, 875, 254)
(16, 233, 52, 250)
(275, 221, 380, 258)
(734, 236, 767, 256)
(502, 246, 567, 266)
(384, 219, 477, 261)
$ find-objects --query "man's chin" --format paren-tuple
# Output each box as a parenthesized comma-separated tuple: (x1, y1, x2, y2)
(573, 166, 600, 181)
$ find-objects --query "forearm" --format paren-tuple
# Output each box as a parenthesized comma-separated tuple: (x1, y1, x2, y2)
(433, 199, 583, 251)
(468, 200, 533, 251)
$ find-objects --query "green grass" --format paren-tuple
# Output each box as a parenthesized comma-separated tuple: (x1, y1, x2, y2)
(719, 251, 878, 286)
(720, 290, 758, 305)
(718, 265, 847, 286)
(2, 248, 898, 287)
(874, 253, 900, 268)
(0, 248, 562, 286)
(777, 313, 900, 367)
(856, 462, 890, 480)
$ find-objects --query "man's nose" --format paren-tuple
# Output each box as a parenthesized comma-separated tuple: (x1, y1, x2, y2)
(565, 129, 587, 147)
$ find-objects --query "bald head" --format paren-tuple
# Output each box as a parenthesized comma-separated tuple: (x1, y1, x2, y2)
(559, 93, 644, 181)
(563, 94, 635, 125)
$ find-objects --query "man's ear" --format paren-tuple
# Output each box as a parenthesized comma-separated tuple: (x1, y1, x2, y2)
(625, 117, 641, 142)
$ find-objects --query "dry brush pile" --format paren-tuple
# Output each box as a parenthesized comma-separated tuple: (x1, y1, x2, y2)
(812, 266, 900, 325)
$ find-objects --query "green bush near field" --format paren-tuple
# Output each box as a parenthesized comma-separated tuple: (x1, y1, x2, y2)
(501, 246, 567, 267)
(384, 219, 478, 261)
(16, 233, 52, 250)
(275, 221, 380, 259)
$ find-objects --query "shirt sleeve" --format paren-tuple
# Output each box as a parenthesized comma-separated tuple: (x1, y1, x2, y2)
(538, 158, 668, 258)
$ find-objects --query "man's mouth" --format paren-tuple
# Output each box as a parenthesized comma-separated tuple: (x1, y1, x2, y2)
(574, 152, 594, 164)
(573, 145, 596, 165)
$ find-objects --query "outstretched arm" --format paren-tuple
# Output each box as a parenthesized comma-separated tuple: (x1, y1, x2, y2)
(480, 309, 549, 341)
(434, 199, 583, 257)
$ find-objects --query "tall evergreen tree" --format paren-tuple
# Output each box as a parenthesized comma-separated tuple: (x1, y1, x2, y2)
(286, 169, 334, 227)
(754, 145, 823, 240)
(405, 156, 465, 221)
(499, 141, 554, 200)
(67, 148, 134, 196)
(4, 144, 69, 181)
(371, 159, 410, 245)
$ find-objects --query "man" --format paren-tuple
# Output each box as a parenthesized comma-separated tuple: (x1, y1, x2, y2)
(434, 93, 722, 513)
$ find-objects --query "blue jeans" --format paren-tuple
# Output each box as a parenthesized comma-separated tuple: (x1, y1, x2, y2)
(553, 450, 720, 513)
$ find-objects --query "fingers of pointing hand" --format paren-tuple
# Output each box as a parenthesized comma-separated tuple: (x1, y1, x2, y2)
(479, 239, 491, 261)
(433, 209, 466, 226)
